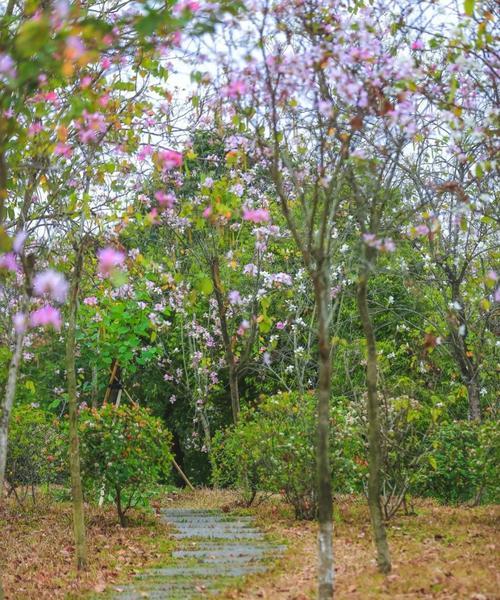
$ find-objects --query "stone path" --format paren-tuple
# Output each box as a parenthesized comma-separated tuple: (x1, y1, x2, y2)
(112, 508, 285, 599)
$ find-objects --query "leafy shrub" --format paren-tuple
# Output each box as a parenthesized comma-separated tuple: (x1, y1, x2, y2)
(79, 403, 173, 525)
(421, 420, 500, 505)
(6, 406, 62, 503)
(211, 391, 361, 519)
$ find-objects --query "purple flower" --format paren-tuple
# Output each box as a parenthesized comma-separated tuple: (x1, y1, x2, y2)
(228, 290, 242, 305)
(13, 312, 27, 335)
(0, 53, 16, 79)
(13, 231, 27, 254)
(33, 269, 69, 303)
(0, 252, 18, 272)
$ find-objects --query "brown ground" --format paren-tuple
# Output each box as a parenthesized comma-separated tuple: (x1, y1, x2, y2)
(0, 493, 174, 599)
(0, 488, 498, 599)
(172, 489, 500, 600)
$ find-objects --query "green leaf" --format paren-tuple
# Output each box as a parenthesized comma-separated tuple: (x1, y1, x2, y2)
(464, 0, 474, 16)
(196, 276, 214, 295)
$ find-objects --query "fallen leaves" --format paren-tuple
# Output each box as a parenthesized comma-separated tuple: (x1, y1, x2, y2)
(0, 496, 174, 600)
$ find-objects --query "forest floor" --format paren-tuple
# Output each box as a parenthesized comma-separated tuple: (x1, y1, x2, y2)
(0, 488, 498, 599)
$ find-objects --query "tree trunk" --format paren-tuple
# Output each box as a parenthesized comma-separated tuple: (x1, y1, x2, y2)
(0, 329, 25, 501)
(467, 377, 481, 421)
(90, 364, 98, 408)
(313, 270, 334, 600)
(228, 365, 240, 425)
(210, 256, 240, 423)
(357, 255, 391, 574)
(115, 487, 127, 527)
(66, 247, 88, 570)
(447, 287, 481, 421)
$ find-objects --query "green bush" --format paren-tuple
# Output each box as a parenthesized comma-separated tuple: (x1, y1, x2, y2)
(211, 391, 361, 519)
(79, 403, 173, 525)
(421, 420, 500, 505)
(6, 406, 62, 502)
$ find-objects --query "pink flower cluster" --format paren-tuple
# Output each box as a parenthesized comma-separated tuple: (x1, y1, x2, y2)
(362, 233, 395, 252)
(158, 149, 183, 171)
(33, 269, 69, 303)
(97, 247, 125, 276)
(75, 110, 107, 143)
(242, 208, 270, 223)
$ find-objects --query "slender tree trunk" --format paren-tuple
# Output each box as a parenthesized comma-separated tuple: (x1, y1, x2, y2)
(0, 331, 25, 502)
(447, 286, 481, 421)
(210, 256, 240, 423)
(467, 377, 481, 421)
(90, 364, 98, 408)
(313, 270, 334, 600)
(66, 246, 88, 570)
(115, 487, 126, 527)
(357, 254, 391, 574)
(228, 365, 240, 424)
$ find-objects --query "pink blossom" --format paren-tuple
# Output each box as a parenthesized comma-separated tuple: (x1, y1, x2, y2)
(0, 53, 16, 79)
(362, 233, 382, 249)
(158, 149, 183, 170)
(98, 93, 110, 107)
(29, 306, 62, 330)
(13, 231, 27, 254)
(54, 142, 72, 158)
(33, 269, 69, 303)
(382, 239, 396, 252)
(202, 206, 213, 218)
(75, 111, 107, 144)
(0, 252, 18, 272)
(44, 91, 58, 104)
(97, 247, 125, 276)
(411, 39, 425, 51)
(155, 191, 176, 208)
(415, 224, 430, 236)
(242, 208, 270, 223)
(28, 122, 43, 137)
(276, 321, 286, 330)
(486, 270, 497, 282)
(101, 57, 111, 69)
(237, 320, 250, 335)
(80, 75, 92, 88)
(174, 0, 201, 13)
(83, 296, 98, 306)
(13, 312, 27, 335)
(171, 31, 182, 47)
(65, 35, 86, 59)
(138, 144, 153, 161)
(223, 79, 246, 99)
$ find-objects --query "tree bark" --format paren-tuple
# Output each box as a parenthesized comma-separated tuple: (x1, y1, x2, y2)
(313, 270, 334, 600)
(210, 256, 240, 423)
(357, 253, 391, 574)
(447, 291, 481, 421)
(0, 330, 25, 500)
(467, 377, 481, 421)
(66, 246, 88, 570)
